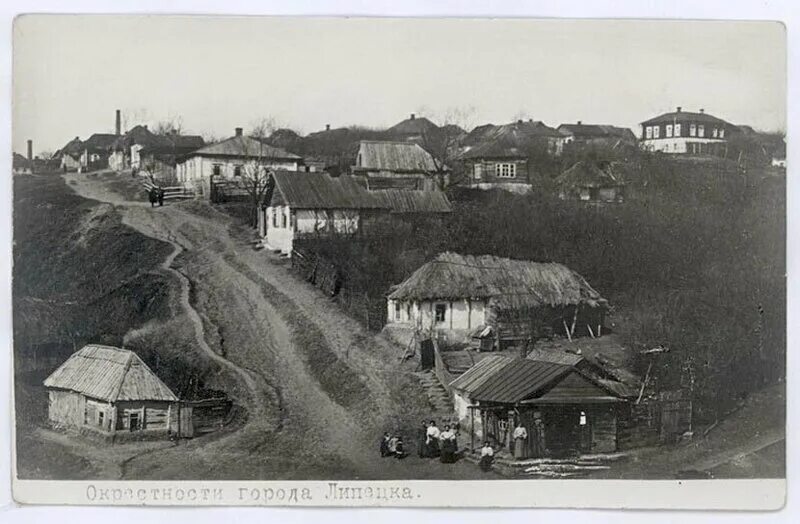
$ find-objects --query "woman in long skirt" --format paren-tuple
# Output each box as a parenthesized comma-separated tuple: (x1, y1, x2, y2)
(425, 420, 441, 458)
(479, 441, 494, 472)
(417, 421, 429, 458)
(512, 422, 528, 460)
(439, 425, 457, 464)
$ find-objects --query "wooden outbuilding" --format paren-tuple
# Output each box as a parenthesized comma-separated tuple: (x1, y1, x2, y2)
(43, 344, 180, 440)
(450, 354, 633, 458)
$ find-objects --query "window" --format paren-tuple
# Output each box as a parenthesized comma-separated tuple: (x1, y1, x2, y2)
(282, 210, 287, 228)
(698, 125, 705, 138)
(394, 302, 401, 321)
(233, 165, 242, 177)
(653, 126, 660, 138)
(474, 163, 483, 180)
(212, 164, 222, 176)
(719, 128, 725, 138)
(666, 124, 673, 138)
(98, 411, 105, 427)
(495, 163, 516, 178)
(272, 208, 278, 228)
(434, 303, 446, 323)
(579, 411, 587, 426)
(712, 128, 718, 138)
(674, 123, 681, 136)
(645, 126, 653, 139)
(689, 124, 697, 137)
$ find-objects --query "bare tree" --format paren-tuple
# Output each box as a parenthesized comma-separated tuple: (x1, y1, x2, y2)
(239, 117, 280, 227)
(419, 106, 475, 190)
(153, 116, 184, 136)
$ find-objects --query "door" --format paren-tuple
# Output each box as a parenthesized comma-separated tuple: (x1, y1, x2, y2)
(420, 339, 435, 370)
(129, 412, 141, 432)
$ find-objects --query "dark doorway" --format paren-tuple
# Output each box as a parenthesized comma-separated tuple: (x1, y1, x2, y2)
(420, 339, 435, 370)
(129, 412, 141, 432)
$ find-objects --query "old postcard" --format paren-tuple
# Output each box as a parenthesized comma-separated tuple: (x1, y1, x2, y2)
(10, 15, 786, 509)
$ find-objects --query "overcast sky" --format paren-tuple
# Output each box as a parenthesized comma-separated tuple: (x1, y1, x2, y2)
(12, 15, 786, 155)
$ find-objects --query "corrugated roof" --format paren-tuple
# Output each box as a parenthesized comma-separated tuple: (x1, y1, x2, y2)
(388, 252, 606, 309)
(356, 141, 438, 172)
(271, 171, 385, 210)
(192, 135, 301, 160)
(449, 355, 516, 394)
(369, 189, 452, 214)
(470, 358, 572, 403)
(44, 344, 178, 402)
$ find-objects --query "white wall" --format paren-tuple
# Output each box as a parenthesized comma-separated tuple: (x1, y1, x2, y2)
(177, 155, 300, 182)
(386, 298, 487, 332)
(261, 206, 362, 255)
(641, 136, 726, 153)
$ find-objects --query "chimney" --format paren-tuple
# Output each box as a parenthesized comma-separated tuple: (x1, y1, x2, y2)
(115, 109, 121, 135)
(577, 120, 582, 125)
(517, 119, 523, 124)
(235, 127, 243, 137)
(676, 106, 682, 113)
(410, 113, 416, 120)
(27, 139, 32, 162)
(699, 108, 705, 114)
(326, 124, 330, 131)
(143, 125, 148, 131)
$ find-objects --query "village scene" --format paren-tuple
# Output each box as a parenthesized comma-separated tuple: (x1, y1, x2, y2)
(12, 17, 785, 481)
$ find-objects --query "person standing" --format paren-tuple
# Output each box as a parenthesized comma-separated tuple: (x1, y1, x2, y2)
(479, 441, 495, 472)
(513, 422, 528, 460)
(531, 415, 545, 458)
(439, 424, 457, 463)
(157, 188, 164, 207)
(417, 421, 429, 458)
(426, 420, 441, 458)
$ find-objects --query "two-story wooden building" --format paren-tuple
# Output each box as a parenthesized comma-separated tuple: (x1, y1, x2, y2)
(640, 107, 735, 156)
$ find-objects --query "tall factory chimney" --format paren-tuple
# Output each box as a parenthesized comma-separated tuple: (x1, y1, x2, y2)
(115, 109, 121, 135)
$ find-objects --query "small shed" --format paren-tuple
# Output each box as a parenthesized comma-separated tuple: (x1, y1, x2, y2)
(451, 354, 631, 458)
(43, 344, 180, 440)
(557, 161, 625, 203)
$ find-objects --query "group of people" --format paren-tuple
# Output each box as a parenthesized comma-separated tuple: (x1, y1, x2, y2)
(148, 187, 165, 207)
(512, 418, 546, 460)
(417, 420, 459, 463)
(380, 433, 407, 459)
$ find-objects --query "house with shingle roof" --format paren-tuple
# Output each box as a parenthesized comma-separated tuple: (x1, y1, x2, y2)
(176, 128, 303, 194)
(352, 140, 441, 190)
(449, 353, 632, 457)
(44, 344, 179, 439)
(557, 121, 637, 150)
(459, 119, 564, 192)
(258, 171, 388, 255)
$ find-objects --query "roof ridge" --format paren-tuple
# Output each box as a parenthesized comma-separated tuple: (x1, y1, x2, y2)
(111, 350, 136, 402)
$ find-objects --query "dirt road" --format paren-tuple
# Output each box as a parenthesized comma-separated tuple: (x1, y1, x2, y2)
(64, 172, 494, 480)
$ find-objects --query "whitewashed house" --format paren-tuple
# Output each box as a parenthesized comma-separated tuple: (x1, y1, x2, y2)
(176, 128, 302, 194)
(386, 253, 608, 348)
(258, 171, 387, 255)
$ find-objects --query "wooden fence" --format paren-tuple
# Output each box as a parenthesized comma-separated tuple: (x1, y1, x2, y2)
(291, 245, 387, 331)
(142, 181, 196, 201)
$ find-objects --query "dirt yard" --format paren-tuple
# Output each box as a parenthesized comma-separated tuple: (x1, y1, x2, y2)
(26, 171, 496, 480)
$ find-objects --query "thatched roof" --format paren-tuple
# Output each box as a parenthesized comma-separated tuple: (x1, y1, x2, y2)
(388, 252, 606, 309)
(557, 161, 624, 189)
(44, 344, 178, 402)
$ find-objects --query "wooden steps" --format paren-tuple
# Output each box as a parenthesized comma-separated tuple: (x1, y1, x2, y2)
(414, 369, 454, 416)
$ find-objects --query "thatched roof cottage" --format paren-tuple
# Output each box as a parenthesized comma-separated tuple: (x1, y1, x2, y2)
(386, 252, 607, 349)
